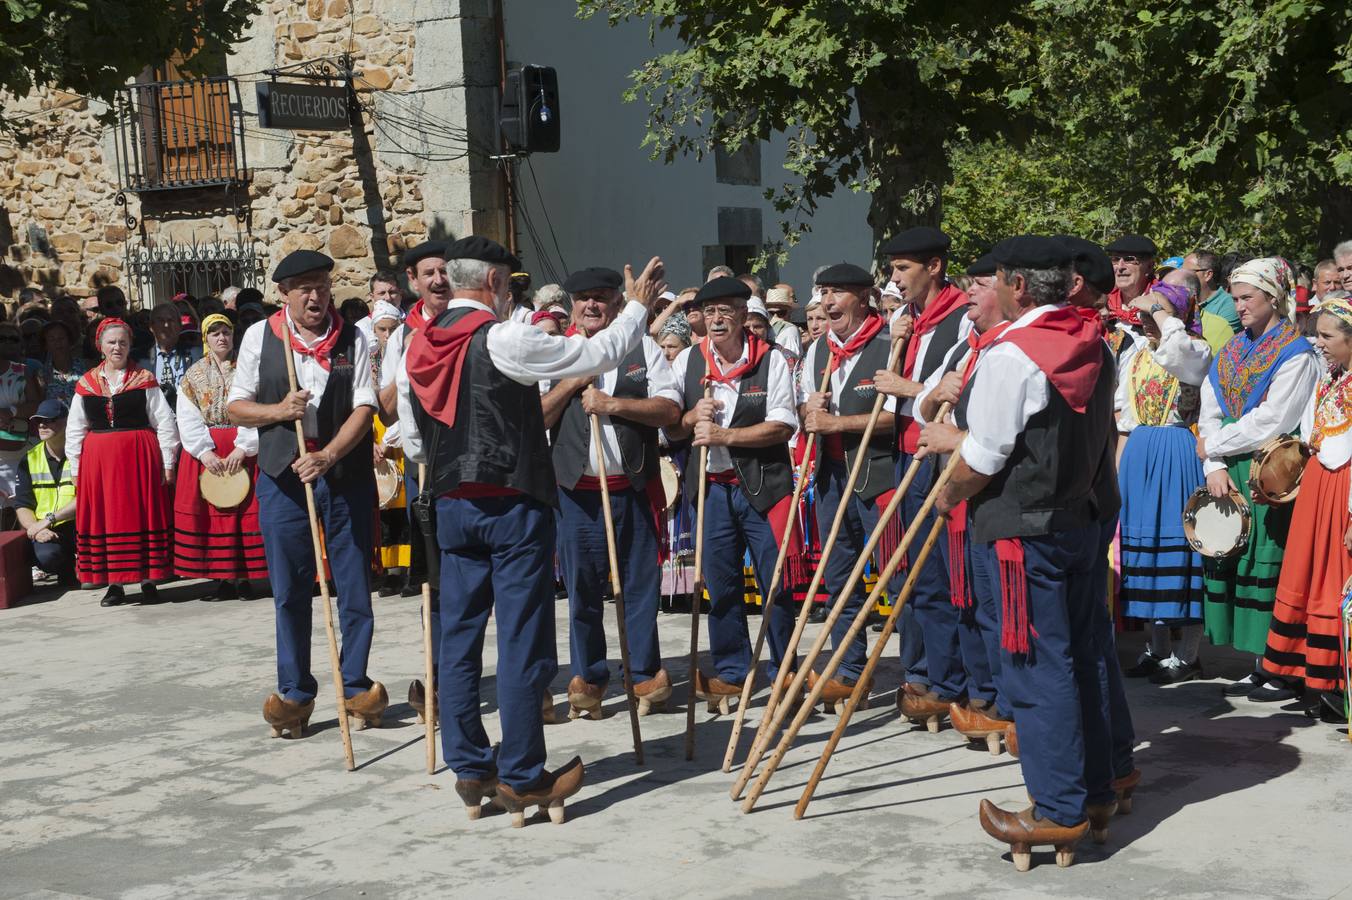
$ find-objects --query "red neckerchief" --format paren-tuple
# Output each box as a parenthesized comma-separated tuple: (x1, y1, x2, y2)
(994, 306, 1104, 412)
(1071, 303, 1108, 338)
(700, 332, 768, 385)
(564, 323, 583, 338)
(901, 283, 970, 379)
(404, 300, 430, 332)
(958, 321, 1012, 390)
(825, 312, 885, 372)
(406, 309, 497, 427)
(74, 362, 158, 398)
(268, 307, 343, 372)
(1107, 280, 1157, 327)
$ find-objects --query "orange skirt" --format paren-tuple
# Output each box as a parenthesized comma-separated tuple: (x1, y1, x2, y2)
(1265, 458, 1351, 691)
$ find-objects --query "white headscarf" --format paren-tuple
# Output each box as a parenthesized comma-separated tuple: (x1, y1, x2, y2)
(371, 300, 403, 325)
(1230, 257, 1292, 318)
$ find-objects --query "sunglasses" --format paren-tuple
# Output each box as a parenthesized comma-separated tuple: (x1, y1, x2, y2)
(1109, 255, 1143, 265)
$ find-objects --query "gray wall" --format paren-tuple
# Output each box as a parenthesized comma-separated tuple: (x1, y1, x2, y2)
(501, 3, 872, 298)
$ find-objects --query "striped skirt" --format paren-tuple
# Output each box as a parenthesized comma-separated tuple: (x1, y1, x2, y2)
(1118, 425, 1206, 621)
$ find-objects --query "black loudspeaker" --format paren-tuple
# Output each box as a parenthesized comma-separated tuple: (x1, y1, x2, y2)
(500, 64, 560, 153)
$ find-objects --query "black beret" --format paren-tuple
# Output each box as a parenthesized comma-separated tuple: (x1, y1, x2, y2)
(271, 250, 334, 283)
(966, 253, 997, 277)
(991, 236, 1072, 271)
(880, 226, 951, 259)
(1055, 235, 1115, 295)
(445, 235, 522, 271)
(402, 240, 447, 270)
(694, 276, 752, 305)
(563, 267, 623, 294)
(814, 262, 874, 287)
(1104, 234, 1158, 257)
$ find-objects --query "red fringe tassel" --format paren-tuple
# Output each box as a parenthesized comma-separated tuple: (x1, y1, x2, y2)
(948, 501, 970, 608)
(996, 537, 1029, 654)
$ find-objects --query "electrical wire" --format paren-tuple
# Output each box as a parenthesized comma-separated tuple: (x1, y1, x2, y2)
(524, 156, 568, 275)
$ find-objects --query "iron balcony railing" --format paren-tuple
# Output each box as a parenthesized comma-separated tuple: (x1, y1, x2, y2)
(115, 76, 249, 192)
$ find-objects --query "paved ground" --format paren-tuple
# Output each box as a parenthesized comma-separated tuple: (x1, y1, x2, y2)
(2, 581, 1350, 900)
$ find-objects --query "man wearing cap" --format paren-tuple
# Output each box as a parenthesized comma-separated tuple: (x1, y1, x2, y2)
(228, 249, 387, 739)
(667, 276, 799, 708)
(541, 265, 681, 720)
(798, 262, 899, 703)
(765, 285, 802, 357)
(1183, 249, 1241, 334)
(396, 238, 667, 824)
(376, 239, 450, 719)
(927, 235, 1118, 866)
(1104, 235, 1158, 332)
(140, 301, 201, 410)
(871, 226, 974, 729)
(13, 399, 77, 586)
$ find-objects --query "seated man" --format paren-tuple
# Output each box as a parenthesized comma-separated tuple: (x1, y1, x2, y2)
(13, 399, 76, 586)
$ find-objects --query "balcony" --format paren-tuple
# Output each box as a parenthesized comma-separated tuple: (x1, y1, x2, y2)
(115, 76, 249, 193)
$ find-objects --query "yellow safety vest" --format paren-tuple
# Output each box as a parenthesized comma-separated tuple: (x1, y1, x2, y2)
(27, 441, 75, 525)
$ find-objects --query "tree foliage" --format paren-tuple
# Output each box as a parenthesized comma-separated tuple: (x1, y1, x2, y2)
(1, 0, 259, 135)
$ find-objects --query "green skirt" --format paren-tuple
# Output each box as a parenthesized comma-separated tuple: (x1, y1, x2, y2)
(1202, 453, 1293, 654)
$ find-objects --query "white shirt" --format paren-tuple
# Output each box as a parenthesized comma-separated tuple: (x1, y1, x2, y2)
(398, 297, 649, 463)
(796, 321, 899, 415)
(573, 335, 681, 477)
(509, 302, 535, 325)
(958, 305, 1060, 477)
(66, 367, 181, 476)
(176, 390, 259, 460)
(890, 302, 976, 420)
(912, 339, 971, 428)
(354, 314, 375, 344)
(1197, 345, 1319, 475)
(1114, 317, 1214, 432)
(1111, 325, 1147, 414)
(671, 340, 798, 473)
(228, 312, 378, 441)
(771, 318, 803, 357)
(380, 321, 413, 391)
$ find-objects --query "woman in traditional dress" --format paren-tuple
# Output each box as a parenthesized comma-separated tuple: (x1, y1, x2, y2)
(35, 319, 89, 403)
(66, 318, 179, 607)
(1198, 258, 1319, 698)
(1116, 282, 1213, 683)
(1262, 297, 1352, 720)
(368, 301, 412, 594)
(172, 314, 266, 600)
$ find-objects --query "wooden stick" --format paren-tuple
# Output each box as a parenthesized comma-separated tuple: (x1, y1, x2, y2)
(720, 363, 833, 773)
(281, 316, 355, 772)
(419, 463, 437, 775)
(742, 447, 963, 812)
(591, 414, 645, 765)
(729, 339, 905, 799)
(686, 383, 714, 760)
(795, 512, 948, 818)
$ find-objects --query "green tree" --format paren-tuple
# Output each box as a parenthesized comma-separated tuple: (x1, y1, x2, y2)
(1, 0, 259, 136)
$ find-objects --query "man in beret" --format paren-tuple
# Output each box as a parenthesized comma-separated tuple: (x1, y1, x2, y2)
(1104, 234, 1158, 328)
(797, 262, 899, 705)
(227, 249, 386, 740)
(396, 240, 668, 823)
(923, 235, 1119, 865)
(666, 276, 800, 710)
(1183, 249, 1241, 334)
(540, 266, 682, 720)
(872, 225, 974, 729)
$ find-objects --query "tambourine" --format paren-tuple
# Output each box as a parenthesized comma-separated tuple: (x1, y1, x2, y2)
(1182, 487, 1250, 559)
(1248, 435, 1310, 505)
(375, 458, 401, 509)
(199, 468, 250, 510)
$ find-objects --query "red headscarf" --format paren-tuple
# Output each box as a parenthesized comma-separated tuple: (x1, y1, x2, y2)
(406, 309, 497, 427)
(268, 307, 344, 372)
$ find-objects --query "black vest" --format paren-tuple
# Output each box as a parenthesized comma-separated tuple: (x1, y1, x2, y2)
(956, 340, 1116, 543)
(256, 320, 373, 481)
(80, 389, 151, 431)
(414, 307, 557, 506)
(551, 342, 658, 493)
(680, 345, 793, 514)
(809, 329, 898, 503)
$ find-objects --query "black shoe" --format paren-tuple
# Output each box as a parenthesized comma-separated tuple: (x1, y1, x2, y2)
(400, 585, 421, 598)
(1318, 691, 1348, 725)
(208, 579, 237, 601)
(1248, 679, 1299, 703)
(100, 584, 125, 607)
(1125, 651, 1162, 678)
(237, 580, 256, 601)
(140, 582, 159, 604)
(1149, 658, 1202, 685)
(1223, 672, 1264, 697)
(809, 604, 828, 624)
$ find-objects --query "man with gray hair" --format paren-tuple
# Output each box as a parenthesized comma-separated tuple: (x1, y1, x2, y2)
(1333, 240, 1352, 291)
(706, 264, 734, 282)
(1313, 259, 1339, 303)
(533, 283, 568, 311)
(220, 286, 242, 311)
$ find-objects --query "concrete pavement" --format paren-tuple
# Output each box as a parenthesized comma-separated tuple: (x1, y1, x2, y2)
(2, 582, 1350, 900)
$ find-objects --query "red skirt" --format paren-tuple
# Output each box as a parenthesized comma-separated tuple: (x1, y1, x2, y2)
(1266, 458, 1351, 691)
(173, 427, 267, 580)
(76, 428, 172, 585)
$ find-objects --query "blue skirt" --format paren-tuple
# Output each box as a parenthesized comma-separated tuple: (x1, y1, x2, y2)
(1118, 425, 1206, 621)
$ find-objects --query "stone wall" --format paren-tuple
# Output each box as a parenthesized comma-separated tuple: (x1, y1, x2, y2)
(0, 0, 502, 307)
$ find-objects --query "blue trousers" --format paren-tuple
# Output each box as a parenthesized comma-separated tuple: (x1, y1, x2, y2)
(988, 526, 1114, 826)
(895, 459, 927, 687)
(959, 530, 1005, 715)
(31, 522, 76, 580)
(257, 468, 375, 704)
(698, 482, 797, 682)
(556, 486, 662, 686)
(1096, 516, 1137, 779)
(898, 452, 965, 699)
(814, 458, 892, 682)
(436, 494, 558, 790)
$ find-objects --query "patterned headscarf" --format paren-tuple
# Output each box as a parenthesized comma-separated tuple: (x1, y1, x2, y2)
(371, 300, 402, 325)
(1319, 296, 1352, 332)
(659, 311, 692, 345)
(1230, 257, 1292, 317)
